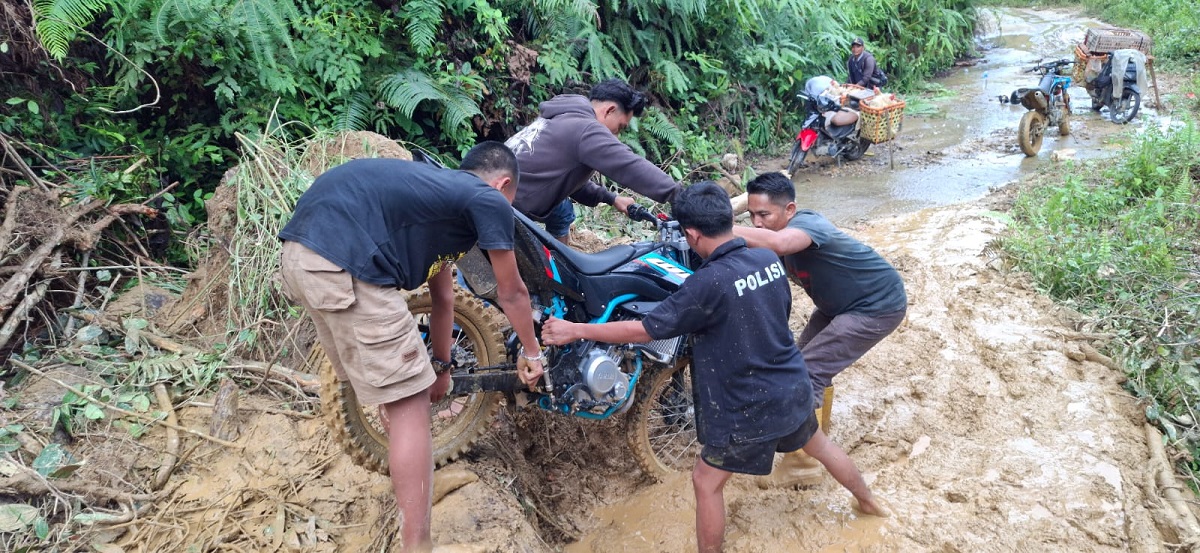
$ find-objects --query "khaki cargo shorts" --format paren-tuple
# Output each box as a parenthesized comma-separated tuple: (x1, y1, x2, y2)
(280, 241, 435, 405)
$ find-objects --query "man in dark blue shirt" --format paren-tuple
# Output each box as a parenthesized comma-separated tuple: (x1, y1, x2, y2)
(541, 182, 888, 553)
(279, 142, 545, 553)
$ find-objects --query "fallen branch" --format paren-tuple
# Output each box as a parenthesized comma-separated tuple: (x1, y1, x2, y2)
(0, 132, 51, 192)
(10, 359, 244, 449)
(0, 197, 105, 315)
(0, 185, 26, 254)
(1, 471, 158, 505)
(0, 280, 48, 354)
(73, 310, 319, 393)
(152, 383, 180, 491)
(1144, 424, 1200, 543)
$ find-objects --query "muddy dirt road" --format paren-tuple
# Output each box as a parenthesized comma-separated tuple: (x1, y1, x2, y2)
(5, 7, 1192, 553)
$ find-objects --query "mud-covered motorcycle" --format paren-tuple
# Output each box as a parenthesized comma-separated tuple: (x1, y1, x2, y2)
(310, 198, 701, 481)
(1008, 58, 1074, 156)
(786, 76, 871, 174)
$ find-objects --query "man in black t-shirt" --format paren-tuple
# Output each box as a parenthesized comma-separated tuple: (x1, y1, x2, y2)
(541, 182, 888, 553)
(278, 142, 545, 553)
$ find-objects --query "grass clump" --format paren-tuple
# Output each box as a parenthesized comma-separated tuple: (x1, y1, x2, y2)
(999, 120, 1200, 479)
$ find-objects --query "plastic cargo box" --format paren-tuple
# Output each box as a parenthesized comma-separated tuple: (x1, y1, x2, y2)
(1084, 27, 1153, 55)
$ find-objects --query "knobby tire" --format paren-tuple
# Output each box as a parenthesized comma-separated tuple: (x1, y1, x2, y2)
(316, 288, 505, 475)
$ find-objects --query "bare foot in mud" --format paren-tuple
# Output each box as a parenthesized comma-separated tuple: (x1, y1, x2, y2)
(852, 496, 893, 518)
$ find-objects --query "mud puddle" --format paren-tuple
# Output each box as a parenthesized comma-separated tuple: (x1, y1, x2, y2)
(779, 7, 1167, 226)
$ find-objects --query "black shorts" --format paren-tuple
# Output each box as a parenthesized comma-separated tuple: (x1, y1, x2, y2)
(700, 414, 820, 476)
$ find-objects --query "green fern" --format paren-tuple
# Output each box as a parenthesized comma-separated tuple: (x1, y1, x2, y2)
(653, 59, 691, 96)
(333, 92, 373, 131)
(638, 108, 684, 152)
(154, 0, 297, 69)
(379, 68, 482, 134)
(31, 0, 111, 60)
(580, 28, 624, 79)
(399, 0, 445, 57)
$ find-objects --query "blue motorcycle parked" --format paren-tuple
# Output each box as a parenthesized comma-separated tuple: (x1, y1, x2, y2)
(1007, 59, 1074, 156)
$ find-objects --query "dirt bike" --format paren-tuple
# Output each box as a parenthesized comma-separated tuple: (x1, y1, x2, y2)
(1008, 58, 1074, 156)
(1087, 55, 1141, 124)
(785, 76, 871, 174)
(312, 194, 701, 481)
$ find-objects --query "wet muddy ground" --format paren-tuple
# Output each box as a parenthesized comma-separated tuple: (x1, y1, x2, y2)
(6, 7, 1195, 553)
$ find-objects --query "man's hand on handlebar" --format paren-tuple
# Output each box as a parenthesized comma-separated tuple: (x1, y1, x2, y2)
(625, 203, 660, 225)
(612, 196, 636, 215)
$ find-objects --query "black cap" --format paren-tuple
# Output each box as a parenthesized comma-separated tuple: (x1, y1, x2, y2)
(851, 37, 864, 46)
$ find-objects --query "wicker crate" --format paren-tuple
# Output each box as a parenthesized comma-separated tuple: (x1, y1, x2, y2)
(1084, 27, 1153, 55)
(859, 97, 905, 144)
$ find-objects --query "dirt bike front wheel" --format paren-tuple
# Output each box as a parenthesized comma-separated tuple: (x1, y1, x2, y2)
(1110, 90, 1140, 124)
(1017, 111, 1046, 157)
(786, 141, 806, 175)
(627, 360, 699, 481)
(316, 288, 505, 475)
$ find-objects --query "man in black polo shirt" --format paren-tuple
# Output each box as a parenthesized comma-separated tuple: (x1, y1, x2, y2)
(541, 182, 888, 553)
(278, 142, 545, 553)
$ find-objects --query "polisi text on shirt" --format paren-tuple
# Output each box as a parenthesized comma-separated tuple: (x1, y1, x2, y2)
(734, 261, 785, 297)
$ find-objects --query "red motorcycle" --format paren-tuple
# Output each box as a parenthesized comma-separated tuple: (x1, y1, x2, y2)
(786, 76, 871, 174)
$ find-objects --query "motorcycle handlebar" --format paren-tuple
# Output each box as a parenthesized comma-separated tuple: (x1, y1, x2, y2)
(626, 204, 661, 225)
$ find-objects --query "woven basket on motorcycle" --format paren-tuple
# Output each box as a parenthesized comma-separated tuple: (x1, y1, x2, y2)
(859, 94, 905, 144)
(1073, 44, 1109, 84)
(828, 83, 868, 106)
(1084, 27, 1153, 55)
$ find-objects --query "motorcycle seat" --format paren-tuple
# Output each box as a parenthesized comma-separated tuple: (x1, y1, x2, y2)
(553, 242, 642, 275)
(513, 209, 645, 275)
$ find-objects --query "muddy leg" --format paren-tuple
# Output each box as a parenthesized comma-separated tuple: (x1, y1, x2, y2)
(384, 389, 435, 552)
(801, 429, 890, 518)
(692, 459, 735, 553)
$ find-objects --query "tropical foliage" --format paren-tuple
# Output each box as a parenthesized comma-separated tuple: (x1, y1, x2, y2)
(4, 0, 979, 232)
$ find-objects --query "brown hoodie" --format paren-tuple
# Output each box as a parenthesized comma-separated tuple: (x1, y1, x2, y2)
(505, 95, 681, 219)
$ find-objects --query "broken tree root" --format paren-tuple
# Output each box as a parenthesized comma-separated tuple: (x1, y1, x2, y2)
(1, 471, 159, 505)
(1144, 423, 1200, 547)
(11, 359, 244, 449)
(152, 382, 180, 491)
(72, 310, 320, 394)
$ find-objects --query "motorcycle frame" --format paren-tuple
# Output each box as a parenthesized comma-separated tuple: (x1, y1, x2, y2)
(450, 208, 695, 419)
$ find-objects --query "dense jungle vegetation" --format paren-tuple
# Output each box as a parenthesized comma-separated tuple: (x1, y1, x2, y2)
(996, 0, 1200, 484)
(2, 0, 976, 243)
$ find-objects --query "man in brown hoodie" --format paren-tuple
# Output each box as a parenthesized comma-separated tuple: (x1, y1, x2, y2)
(506, 79, 682, 241)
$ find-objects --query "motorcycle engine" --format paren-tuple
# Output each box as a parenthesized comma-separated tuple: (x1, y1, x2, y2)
(569, 346, 634, 414)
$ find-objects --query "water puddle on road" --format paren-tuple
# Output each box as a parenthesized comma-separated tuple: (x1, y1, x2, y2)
(767, 6, 1166, 226)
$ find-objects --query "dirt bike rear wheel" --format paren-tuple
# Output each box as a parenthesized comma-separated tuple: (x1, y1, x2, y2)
(316, 288, 505, 475)
(1017, 111, 1046, 157)
(786, 141, 806, 175)
(1110, 90, 1140, 124)
(844, 138, 870, 161)
(627, 360, 699, 481)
